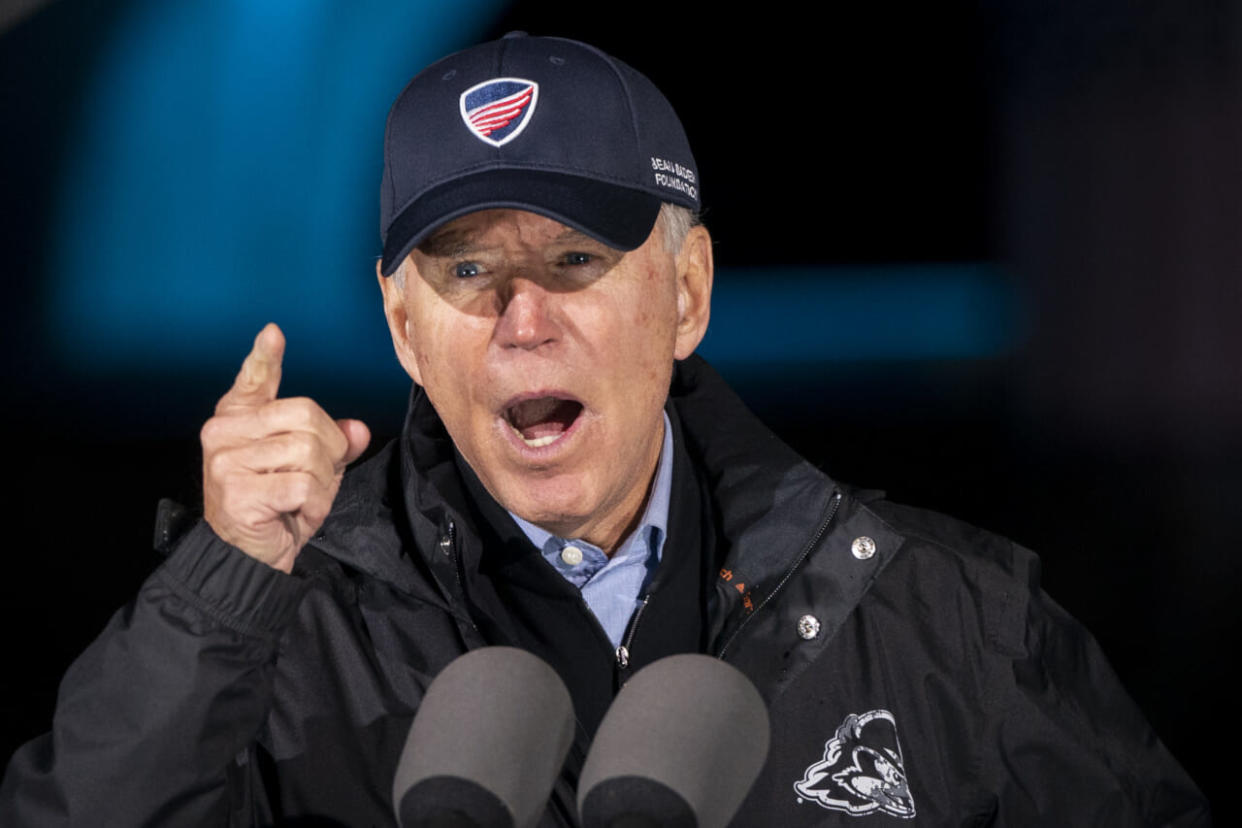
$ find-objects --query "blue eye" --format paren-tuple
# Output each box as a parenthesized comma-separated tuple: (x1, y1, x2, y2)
(454, 262, 481, 279)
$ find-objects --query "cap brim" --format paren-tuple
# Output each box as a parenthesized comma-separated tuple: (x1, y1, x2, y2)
(381, 169, 662, 275)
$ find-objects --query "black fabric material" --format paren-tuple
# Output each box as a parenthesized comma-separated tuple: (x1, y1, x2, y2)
(0, 357, 1211, 827)
(454, 450, 619, 740)
(449, 403, 709, 742)
(379, 35, 699, 274)
(380, 170, 661, 275)
(618, 404, 711, 677)
(580, 779, 695, 828)
(397, 778, 510, 828)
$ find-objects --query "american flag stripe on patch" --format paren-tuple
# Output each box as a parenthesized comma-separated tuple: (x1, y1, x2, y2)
(467, 87, 534, 136)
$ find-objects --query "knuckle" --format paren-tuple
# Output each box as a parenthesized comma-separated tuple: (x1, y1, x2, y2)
(255, 400, 278, 429)
(230, 375, 256, 398)
(289, 430, 320, 460)
(205, 449, 231, 480)
(238, 502, 267, 529)
(218, 483, 246, 517)
(286, 397, 320, 428)
(302, 497, 329, 525)
(258, 396, 318, 432)
(200, 417, 223, 445)
(289, 472, 315, 502)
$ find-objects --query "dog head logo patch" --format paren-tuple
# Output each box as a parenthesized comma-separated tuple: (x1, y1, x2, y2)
(459, 78, 538, 147)
(794, 709, 916, 819)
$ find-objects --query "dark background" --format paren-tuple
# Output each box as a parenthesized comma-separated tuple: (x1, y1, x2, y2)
(2, 0, 1236, 813)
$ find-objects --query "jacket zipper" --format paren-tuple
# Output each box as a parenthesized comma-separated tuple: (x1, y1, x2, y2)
(715, 490, 843, 660)
(443, 519, 480, 634)
(615, 594, 651, 670)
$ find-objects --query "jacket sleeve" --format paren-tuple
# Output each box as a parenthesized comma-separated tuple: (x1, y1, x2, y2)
(975, 547, 1212, 826)
(0, 521, 307, 827)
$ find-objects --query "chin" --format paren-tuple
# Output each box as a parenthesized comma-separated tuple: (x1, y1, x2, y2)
(524, 467, 630, 534)
(498, 480, 594, 533)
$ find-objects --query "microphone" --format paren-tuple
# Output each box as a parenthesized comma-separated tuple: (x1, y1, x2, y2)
(577, 654, 770, 828)
(392, 647, 575, 828)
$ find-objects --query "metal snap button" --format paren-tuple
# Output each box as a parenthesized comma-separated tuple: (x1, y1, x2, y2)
(851, 536, 876, 560)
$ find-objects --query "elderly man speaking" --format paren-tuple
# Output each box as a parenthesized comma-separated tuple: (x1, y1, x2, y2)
(1, 33, 1208, 827)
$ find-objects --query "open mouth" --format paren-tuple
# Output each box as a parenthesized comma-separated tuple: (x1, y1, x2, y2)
(503, 396, 584, 449)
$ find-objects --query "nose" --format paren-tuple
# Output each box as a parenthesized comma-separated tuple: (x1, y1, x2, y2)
(494, 276, 560, 350)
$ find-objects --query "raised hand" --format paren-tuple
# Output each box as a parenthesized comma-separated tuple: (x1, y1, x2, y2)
(201, 324, 370, 573)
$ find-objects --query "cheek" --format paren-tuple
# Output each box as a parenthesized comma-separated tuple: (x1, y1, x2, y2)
(631, 265, 659, 326)
(616, 268, 678, 393)
(406, 305, 466, 393)
(631, 264, 678, 343)
(406, 316, 436, 376)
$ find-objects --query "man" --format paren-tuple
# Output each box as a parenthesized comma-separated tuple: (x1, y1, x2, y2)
(1, 33, 1209, 826)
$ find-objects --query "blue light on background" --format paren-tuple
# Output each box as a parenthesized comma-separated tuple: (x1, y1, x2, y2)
(47, 0, 1017, 389)
(49, 0, 504, 383)
(699, 264, 1017, 367)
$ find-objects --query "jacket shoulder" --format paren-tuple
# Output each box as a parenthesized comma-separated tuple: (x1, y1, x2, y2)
(851, 495, 1044, 660)
(863, 497, 1041, 589)
(830, 496, 1211, 824)
(864, 496, 1035, 574)
(305, 440, 406, 576)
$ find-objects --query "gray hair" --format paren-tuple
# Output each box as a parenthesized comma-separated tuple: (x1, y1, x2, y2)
(657, 202, 701, 254)
(391, 202, 701, 289)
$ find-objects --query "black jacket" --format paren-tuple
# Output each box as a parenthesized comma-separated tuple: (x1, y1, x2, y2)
(1, 358, 1209, 826)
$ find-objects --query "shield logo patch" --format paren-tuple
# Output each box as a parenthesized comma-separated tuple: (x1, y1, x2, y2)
(459, 78, 539, 147)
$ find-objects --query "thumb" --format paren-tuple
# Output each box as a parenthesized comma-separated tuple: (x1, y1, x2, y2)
(217, 323, 285, 413)
(336, 418, 371, 467)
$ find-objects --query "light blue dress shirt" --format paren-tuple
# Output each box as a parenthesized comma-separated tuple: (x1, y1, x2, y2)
(509, 412, 674, 648)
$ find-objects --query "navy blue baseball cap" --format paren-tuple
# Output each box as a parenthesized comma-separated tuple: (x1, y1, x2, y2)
(379, 33, 700, 276)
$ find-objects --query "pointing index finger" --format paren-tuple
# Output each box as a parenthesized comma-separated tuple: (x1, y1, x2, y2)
(217, 323, 285, 413)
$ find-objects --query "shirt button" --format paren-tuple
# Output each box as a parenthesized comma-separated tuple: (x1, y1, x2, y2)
(561, 545, 584, 566)
(797, 614, 821, 640)
(851, 536, 876, 560)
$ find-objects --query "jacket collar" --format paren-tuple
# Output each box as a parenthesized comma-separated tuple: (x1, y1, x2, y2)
(665, 357, 846, 630)
(315, 356, 905, 654)
(311, 383, 470, 608)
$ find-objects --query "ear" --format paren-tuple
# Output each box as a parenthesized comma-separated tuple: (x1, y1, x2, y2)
(672, 224, 713, 360)
(377, 258, 424, 385)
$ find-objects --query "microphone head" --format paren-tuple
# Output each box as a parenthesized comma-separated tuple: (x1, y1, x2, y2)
(577, 654, 770, 828)
(393, 647, 575, 828)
